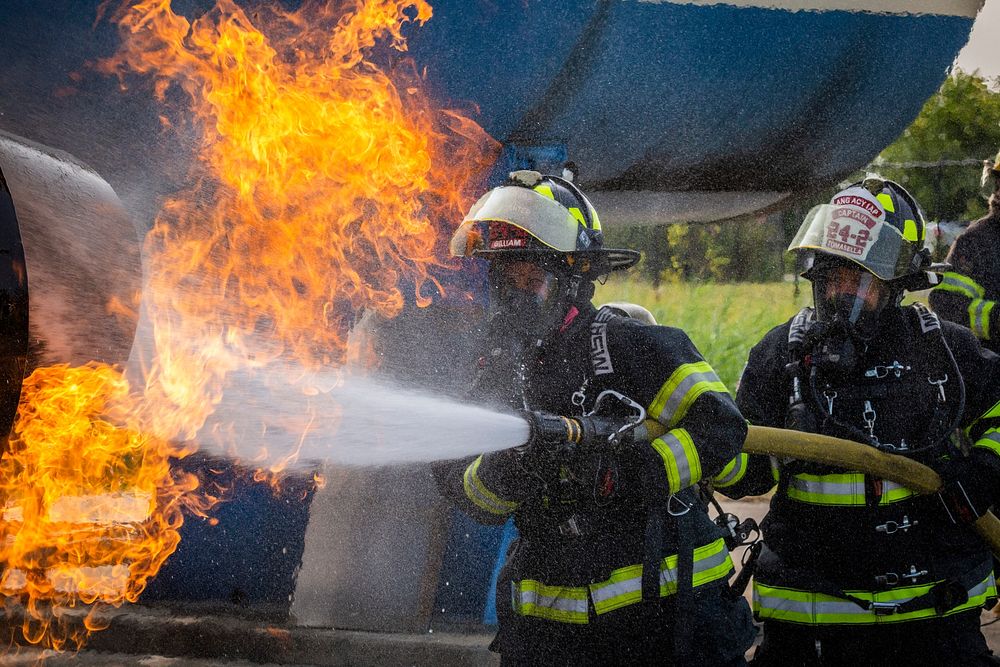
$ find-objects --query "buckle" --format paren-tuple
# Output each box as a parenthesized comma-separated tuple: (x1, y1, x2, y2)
(871, 602, 900, 616)
(558, 515, 582, 536)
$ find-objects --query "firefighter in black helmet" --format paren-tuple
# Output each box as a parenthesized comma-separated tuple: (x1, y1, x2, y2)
(433, 170, 755, 665)
(930, 150, 1000, 353)
(717, 177, 1000, 666)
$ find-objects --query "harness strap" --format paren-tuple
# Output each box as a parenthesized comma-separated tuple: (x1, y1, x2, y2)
(672, 498, 695, 662)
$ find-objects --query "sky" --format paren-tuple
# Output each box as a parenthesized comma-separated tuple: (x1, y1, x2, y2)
(956, 0, 1000, 78)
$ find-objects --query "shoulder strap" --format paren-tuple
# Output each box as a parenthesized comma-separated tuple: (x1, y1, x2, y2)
(787, 307, 815, 363)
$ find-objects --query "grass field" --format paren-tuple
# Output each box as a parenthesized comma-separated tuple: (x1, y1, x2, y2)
(594, 280, 812, 392)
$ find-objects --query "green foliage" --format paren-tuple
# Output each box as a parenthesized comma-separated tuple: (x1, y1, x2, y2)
(876, 70, 1000, 221)
(594, 279, 810, 391)
(603, 217, 786, 284)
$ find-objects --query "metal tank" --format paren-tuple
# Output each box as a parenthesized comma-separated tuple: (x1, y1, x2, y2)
(0, 130, 141, 435)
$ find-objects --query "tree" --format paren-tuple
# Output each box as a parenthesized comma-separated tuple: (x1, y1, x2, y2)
(875, 70, 1000, 222)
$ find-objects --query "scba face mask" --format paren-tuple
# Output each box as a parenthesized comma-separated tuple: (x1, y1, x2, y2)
(486, 259, 568, 347)
(809, 262, 892, 375)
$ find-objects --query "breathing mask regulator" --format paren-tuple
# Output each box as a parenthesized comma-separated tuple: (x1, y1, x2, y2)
(803, 253, 892, 377)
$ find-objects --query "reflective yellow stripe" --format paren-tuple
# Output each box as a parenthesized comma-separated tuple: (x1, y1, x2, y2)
(533, 184, 555, 200)
(753, 573, 996, 625)
(590, 538, 732, 615)
(975, 429, 1000, 459)
(590, 209, 602, 232)
(651, 428, 702, 494)
(714, 453, 749, 488)
(876, 192, 896, 213)
(463, 456, 518, 516)
(649, 361, 729, 427)
(511, 539, 733, 623)
(785, 472, 913, 506)
(935, 272, 985, 300)
(512, 580, 589, 624)
(567, 206, 587, 228)
(903, 218, 919, 242)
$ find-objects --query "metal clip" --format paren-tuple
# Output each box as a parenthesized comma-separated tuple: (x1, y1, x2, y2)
(928, 374, 948, 402)
(882, 439, 911, 452)
(871, 602, 900, 616)
(864, 361, 911, 379)
(571, 378, 589, 408)
(902, 565, 928, 584)
(586, 390, 647, 446)
(824, 389, 837, 415)
(863, 400, 879, 444)
(875, 572, 900, 587)
(667, 494, 692, 517)
(876, 515, 917, 535)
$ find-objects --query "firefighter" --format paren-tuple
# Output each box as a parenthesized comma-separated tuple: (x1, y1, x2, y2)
(929, 150, 1000, 353)
(717, 177, 1000, 666)
(433, 170, 756, 665)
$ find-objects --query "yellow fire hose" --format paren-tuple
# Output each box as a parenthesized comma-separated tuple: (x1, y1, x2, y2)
(638, 420, 1000, 558)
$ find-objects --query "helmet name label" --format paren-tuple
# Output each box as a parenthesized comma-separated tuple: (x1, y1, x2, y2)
(833, 195, 884, 219)
(488, 221, 531, 250)
(490, 238, 528, 249)
(833, 206, 878, 230)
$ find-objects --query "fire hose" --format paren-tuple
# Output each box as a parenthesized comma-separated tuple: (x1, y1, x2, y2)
(527, 403, 1000, 558)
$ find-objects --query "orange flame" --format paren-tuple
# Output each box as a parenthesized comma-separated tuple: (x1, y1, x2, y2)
(100, 0, 496, 441)
(0, 364, 207, 650)
(0, 0, 497, 649)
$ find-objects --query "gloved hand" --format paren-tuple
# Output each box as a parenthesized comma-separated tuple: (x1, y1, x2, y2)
(937, 455, 995, 524)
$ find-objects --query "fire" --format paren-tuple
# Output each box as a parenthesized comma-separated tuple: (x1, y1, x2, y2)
(0, 0, 497, 650)
(0, 364, 204, 650)
(101, 0, 496, 441)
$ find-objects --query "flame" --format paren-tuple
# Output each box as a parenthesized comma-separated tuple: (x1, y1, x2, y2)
(0, 0, 497, 649)
(102, 0, 496, 442)
(0, 364, 206, 650)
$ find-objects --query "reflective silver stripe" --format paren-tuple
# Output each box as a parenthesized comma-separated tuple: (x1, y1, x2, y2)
(972, 299, 988, 338)
(651, 429, 701, 493)
(754, 573, 997, 624)
(941, 273, 982, 299)
(788, 475, 861, 496)
(786, 473, 912, 505)
(589, 539, 733, 611)
(657, 370, 724, 424)
(975, 429, 1000, 458)
(516, 587, 589, 615)
(755, 592, 861, 619)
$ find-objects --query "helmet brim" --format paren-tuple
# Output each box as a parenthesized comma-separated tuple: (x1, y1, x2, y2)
(472, 247, 640, 276)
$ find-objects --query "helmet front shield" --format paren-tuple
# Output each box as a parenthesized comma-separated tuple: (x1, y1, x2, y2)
(788, 203, 917, 281)
(450, 186, 581, 258)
